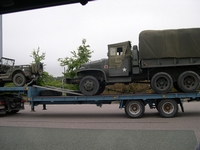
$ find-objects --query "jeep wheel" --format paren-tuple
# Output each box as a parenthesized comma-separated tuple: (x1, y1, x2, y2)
(79, 76, 100, 96)
(13, 72, 26, 87)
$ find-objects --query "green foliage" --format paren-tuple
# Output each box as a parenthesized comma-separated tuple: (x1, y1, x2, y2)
(30, 47, 45, 65)
(58, 39, 93, 78)
(36, 71, 49, 86)
(30, 47, 48, 86)
(5, 82, 15, 87)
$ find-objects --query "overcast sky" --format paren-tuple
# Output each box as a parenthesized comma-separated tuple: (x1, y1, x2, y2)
(2, 0, 200, 76)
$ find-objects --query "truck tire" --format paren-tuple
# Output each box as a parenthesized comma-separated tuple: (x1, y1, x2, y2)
(177, 71, 200, 93)
(173, 82, 182, 92)
(157, 99, 178, 118)
(124, 100, 145, 118)
(96, 83, 105, 95)
(151, 72, 173, 94)
(79, 76, 100, 96)
(13, 72, 26, 87)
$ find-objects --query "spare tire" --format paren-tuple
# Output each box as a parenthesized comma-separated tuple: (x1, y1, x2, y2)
(31, 64, 37, 74)
(31, 62, 43, 75)
(37, 62, 43, 75)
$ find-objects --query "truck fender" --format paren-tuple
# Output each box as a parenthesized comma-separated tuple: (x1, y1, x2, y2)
(77, 69, 108, 82)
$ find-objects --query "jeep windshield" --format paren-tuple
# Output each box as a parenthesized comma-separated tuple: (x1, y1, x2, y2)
(1, 57, 15, 66)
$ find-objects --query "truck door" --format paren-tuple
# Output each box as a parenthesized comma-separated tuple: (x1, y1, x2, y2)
(108, 42, 131, 77)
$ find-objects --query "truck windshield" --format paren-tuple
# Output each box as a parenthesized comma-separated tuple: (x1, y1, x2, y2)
(109, 47, 123, 56)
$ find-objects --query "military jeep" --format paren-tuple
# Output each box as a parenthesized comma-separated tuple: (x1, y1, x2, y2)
(0, 57, 43, 87)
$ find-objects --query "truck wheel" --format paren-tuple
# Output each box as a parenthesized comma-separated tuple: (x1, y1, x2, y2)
(96, 83, 105, 95)
(177, 71, 199, 93)
(157, 99, 178, 118)
(79, 76, 100, 96)
(125, 100, 145, 118)
(151, 72, 173, 94)
(173, 82, 182, 92)
(13, 72, 26, 87)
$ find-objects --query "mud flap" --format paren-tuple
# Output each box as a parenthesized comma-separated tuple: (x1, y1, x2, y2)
(179, 99, 184, 112)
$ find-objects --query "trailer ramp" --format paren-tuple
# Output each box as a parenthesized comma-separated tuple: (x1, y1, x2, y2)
(32, 85, 83, 96)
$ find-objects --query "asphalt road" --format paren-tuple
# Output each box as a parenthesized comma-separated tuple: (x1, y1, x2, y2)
(1, 102, 200, 150)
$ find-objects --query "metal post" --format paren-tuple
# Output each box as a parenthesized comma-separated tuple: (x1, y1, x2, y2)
(43, 104, 46, 110)
(0, 15, 2, 58)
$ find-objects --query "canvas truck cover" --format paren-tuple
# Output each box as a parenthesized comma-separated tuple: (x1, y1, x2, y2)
(139, 28, 200, 59)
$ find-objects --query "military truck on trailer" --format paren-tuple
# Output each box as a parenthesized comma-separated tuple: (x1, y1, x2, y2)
(66, 28, 200, 96)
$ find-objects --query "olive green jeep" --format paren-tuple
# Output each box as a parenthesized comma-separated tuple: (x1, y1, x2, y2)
(0, 57, 43, 87)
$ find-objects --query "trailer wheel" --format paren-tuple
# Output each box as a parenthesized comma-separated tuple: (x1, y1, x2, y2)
(151, 72, 173, 94)
(79, 76, 100, 96)
(157, 99, 178, 118)
(125, 101, 145, 118)
(7, 110, 20, 114)
(177, 71, 200, 93)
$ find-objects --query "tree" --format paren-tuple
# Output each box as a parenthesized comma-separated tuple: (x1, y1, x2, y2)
(58, 39, 93, 78)
(30, 47, 47, 86)
(30, 47, 46, 64)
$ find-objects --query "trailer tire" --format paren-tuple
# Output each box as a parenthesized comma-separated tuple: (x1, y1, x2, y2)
(7, 110, 20, 114)
(177, 71, 200, 93)
(157, 99, 178, 118)
(125, 100, 145, 118)
(151, 72, 173, 94)
(79, 76, 100, 96)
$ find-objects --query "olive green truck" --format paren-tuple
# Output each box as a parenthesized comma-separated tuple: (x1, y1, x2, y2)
(66, 28, 200, 96)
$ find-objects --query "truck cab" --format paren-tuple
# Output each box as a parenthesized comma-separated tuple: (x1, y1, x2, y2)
(107, 41, 132, 77)
(66, 41, 140, 96)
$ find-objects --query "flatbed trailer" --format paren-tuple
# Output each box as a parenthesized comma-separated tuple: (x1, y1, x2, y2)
(0, 85, 200, 118)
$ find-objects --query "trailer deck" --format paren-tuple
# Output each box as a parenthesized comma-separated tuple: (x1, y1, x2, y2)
(0, 86, 200, 118)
